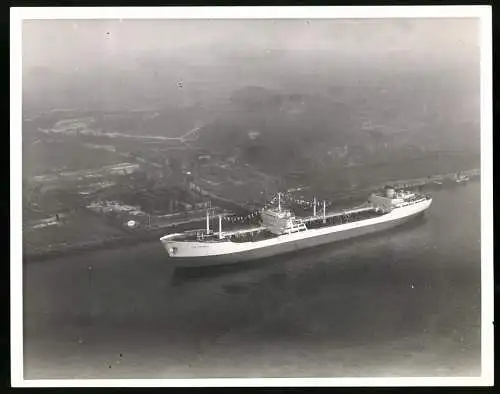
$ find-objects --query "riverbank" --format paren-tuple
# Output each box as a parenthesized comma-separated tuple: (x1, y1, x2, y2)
(22, 169, 480, 263)
(23, 220, 200, 263)
(23, 181, 481, 379)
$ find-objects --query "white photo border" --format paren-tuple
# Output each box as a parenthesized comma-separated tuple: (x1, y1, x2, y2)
(10, 5, 493, 388)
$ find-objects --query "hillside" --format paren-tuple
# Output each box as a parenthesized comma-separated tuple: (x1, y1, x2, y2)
(22, 41, 480, 181)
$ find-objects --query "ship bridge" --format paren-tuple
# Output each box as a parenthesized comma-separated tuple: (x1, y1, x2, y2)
(260, 193, 308, 235)
(369, 187, 428, 211)
(261, 207, 307, 235)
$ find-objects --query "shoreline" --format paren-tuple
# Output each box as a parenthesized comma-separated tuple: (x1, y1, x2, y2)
(22, 170, 480, 263)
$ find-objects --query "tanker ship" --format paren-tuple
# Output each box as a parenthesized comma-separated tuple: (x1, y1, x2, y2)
(160, 186, 432, 267)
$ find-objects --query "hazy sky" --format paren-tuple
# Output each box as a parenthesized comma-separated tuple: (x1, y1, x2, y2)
(23, 18, 479, 71)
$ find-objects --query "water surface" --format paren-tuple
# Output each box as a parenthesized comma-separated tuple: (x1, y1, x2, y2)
(23, 181, 481, 379)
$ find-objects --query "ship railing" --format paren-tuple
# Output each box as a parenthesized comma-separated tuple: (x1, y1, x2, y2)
(284, 224, 308, 234)
(303, 206, 374, 223)
(222, 226, 267, 237)
(194, 237, 229, 243)
(196, 229, 215, 241)
(393, 198, 427, 208)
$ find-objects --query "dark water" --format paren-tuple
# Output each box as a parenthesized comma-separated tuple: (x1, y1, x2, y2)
(23, 181, 481, 379)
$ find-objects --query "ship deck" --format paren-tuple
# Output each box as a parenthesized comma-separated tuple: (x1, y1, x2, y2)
(302, 208, 386, 229)
(170, 208, 387, 244)
(170, 226, 269, 243)
(229, 230, 278, 243)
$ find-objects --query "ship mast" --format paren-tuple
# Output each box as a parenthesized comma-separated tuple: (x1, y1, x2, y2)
(313, 197, 317, 217)
(218, 215, 222, 239)
(323, 200, 326, 223)
(278, 192, 281, 212)
(206, 209, 210, 234)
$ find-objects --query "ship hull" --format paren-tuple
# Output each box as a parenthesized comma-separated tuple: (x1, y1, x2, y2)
(161, 199, 431, 268)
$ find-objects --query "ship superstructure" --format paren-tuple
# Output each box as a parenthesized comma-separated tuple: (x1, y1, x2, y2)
(160, 186, 432, 266)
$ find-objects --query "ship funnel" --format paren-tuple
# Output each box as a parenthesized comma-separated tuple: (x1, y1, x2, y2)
(385, 187, 395, 198)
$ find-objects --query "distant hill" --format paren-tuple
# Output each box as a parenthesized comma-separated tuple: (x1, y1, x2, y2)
(22, 47, 480, 178)
(194, 75, 480, 176)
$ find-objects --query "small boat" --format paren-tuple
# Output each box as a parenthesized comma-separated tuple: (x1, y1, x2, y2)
(455, 174, 470, 183)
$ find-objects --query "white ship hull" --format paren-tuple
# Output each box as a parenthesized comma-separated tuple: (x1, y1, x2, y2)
(161, 198, 432, 267)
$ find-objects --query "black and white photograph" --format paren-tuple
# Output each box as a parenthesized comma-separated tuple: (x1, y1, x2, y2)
(11, 6, 493, 387)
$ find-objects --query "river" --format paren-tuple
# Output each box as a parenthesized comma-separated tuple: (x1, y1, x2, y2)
(23, 181, 481, 379)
